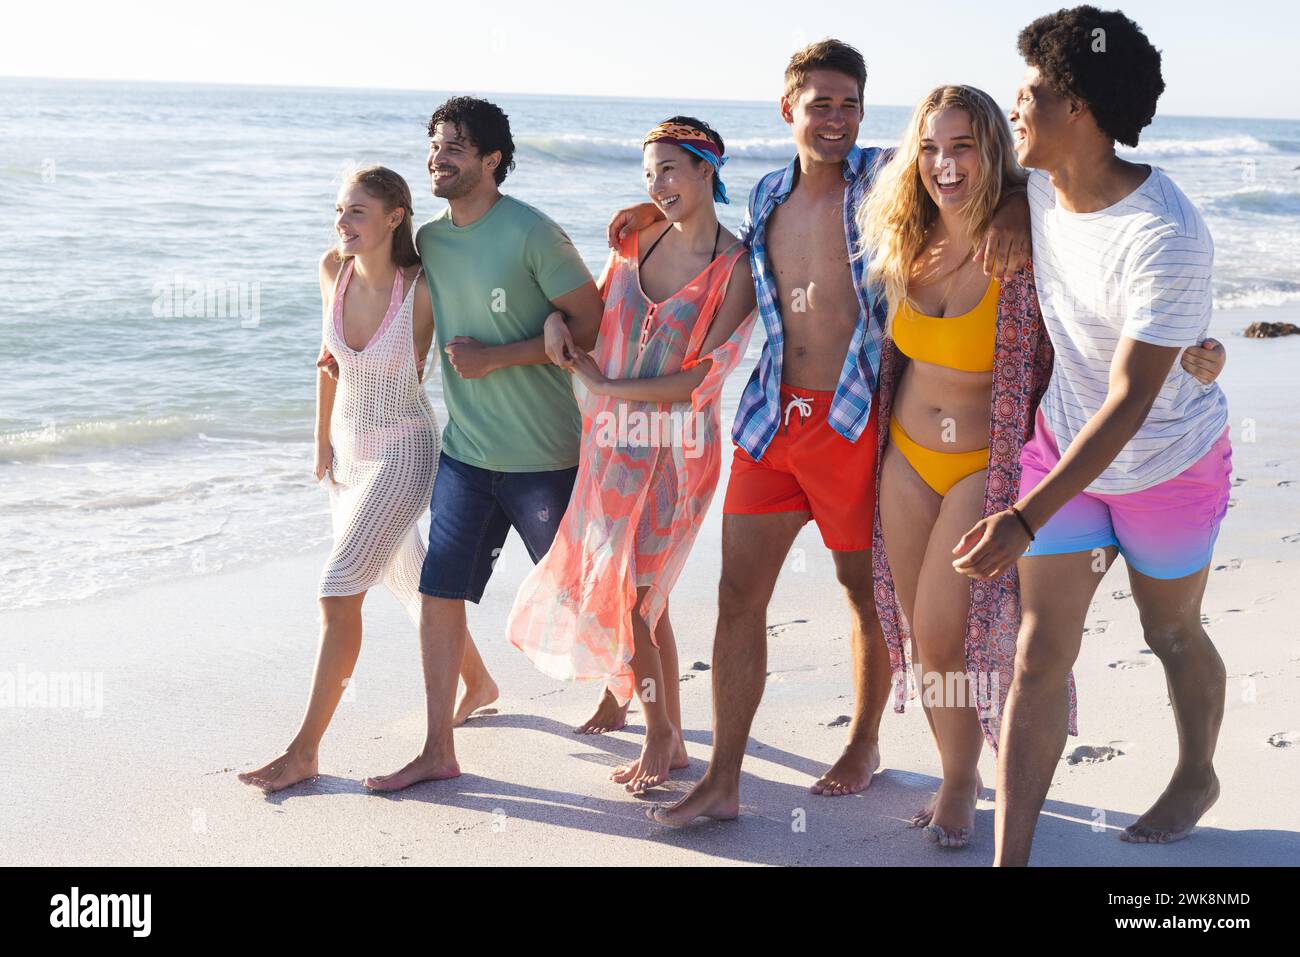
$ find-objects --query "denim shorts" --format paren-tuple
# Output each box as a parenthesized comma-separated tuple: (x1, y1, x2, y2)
(418, 452, 578, 603)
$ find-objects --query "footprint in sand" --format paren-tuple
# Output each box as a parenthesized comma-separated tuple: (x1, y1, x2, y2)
(824, 715, 851, 728)
(1231, 476, 1247, 487)
(1279, 480, 1295, 488)
(1267, 732, 1299, 748)
(1066, 744, 1124, 765)
(1112, 589, 1131, 600)
(1283, 532, 1300, 543)
(765, 618, 808, 638)
(1214, 558, 1242, 572)
(766, 665, 816, 682)
(679, 674, 695, 682)
(691, 661, 710, 671)
(1108, 658, 1151, 670)
(1083, 620, 1110, 637)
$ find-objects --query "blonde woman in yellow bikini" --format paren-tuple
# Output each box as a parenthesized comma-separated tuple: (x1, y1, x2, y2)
(856, 85, 1226, 848)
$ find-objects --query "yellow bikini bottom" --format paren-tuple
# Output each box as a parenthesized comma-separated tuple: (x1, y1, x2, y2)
(889, 417, 989, 496)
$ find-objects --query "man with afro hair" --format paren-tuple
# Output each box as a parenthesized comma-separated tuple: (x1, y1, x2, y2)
(953, 7, 1233, 865)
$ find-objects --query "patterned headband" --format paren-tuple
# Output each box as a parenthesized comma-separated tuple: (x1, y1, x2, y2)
(642, 121, 729, 204)
(643, 121, 721, 158)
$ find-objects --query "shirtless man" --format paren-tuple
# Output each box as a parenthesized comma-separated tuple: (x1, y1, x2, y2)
(607, 39, 1031, 823)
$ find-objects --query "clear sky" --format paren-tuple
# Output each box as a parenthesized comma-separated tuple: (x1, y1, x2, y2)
(7, 0, 1297, 119)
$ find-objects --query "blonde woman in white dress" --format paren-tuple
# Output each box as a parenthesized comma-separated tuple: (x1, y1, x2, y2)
(240, 166, 456, 792)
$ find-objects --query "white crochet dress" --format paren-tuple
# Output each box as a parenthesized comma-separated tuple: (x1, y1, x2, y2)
(318, 260, 439, 624)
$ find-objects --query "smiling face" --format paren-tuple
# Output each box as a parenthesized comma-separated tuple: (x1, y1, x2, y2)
(334, 183, 399, 257)
(643, 141, 713, 222)
(781, 69, 862, 165)
(1010, 64, 1073, 171)
(917, 107, 981, 213)
(426, 121, 494, 199)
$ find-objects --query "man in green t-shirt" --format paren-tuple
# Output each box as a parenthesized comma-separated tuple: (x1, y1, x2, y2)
(362, 97, 604, 791)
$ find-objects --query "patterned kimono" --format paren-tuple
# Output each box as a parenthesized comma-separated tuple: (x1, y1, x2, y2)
(507, 230, 757, 703)
(871, 262, 1079, 749)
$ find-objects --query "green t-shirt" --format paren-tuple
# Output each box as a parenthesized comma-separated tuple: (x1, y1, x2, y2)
(416, 194, 592, 472)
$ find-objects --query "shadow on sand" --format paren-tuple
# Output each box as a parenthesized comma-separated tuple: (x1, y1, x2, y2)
(256, 711, 1298, 866)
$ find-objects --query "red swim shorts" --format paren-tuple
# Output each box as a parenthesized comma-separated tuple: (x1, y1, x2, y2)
(723, 384, 879, 552)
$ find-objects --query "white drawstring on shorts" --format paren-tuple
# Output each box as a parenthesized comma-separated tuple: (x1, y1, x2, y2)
(782, 394, 813, 429)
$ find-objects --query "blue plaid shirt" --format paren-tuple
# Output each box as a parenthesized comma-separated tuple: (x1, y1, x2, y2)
(732, 144, 890, 459)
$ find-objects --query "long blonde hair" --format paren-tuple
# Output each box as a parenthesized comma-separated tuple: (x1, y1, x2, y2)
(855, 85, 1026, 325)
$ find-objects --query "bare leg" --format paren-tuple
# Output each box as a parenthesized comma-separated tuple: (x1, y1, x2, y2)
(453, 629, 499, 726)
(868, 443, 951, 823)
(908, 652, 948, 827)
(608, 589, 681, 792)
(239, 593, 366, 792)
(1120, 563, 1223, 843)
(612, 600, 689, 784)
(994, 548, 1113, 865)
(577, 621, 631, 733)
(809, 547, 891, 796)
(649, 510, 807, 827)
(911, 469, 989, 848)
(654, 603, 690, 769)
(363, 595, 465, 790)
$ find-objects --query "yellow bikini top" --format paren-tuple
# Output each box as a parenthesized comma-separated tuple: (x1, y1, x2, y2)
(892, 278, 999, 373)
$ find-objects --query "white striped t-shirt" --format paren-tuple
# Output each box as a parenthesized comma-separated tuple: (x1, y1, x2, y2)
(1028, 166, 1228, 494)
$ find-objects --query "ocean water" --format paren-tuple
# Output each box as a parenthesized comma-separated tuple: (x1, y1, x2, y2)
(2, 77, 1298, 609)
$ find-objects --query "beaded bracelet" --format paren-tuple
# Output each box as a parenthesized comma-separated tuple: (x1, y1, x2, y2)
(1007, 505, 1035, 542)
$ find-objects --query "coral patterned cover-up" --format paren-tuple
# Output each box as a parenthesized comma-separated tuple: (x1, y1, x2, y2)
(318, 260, 440, 626)
(871, 262, 1078, 749)
(507, 231, 756, 703)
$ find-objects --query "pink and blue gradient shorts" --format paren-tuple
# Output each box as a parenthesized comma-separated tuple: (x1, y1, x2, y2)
(1018, 408, 1232, 580)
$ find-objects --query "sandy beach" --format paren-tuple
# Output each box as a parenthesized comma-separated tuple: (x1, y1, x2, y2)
(3, 306, 1299, 867)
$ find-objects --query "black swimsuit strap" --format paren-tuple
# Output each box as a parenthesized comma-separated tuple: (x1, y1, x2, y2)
(642, 220, 724, 269)
(640, 224, 673, 267)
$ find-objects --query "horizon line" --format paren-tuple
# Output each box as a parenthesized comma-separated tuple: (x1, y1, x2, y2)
(2, 73, 1297, 125)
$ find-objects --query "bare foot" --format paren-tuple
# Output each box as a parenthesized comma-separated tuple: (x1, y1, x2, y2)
(575, 688, 628, 734)
(920, 775, 980, 849)
(909, 771, 983, 829)
(1120, 767, 1220, 844)
(810, 740, 880, 796)
(453, 675, 499, 727)
(363, 751, 460, 792)
(237, 748, 318, 793)
(910, 792, 938, 829)
(646, 774, 739, 828)
(611, 730, 689, 789)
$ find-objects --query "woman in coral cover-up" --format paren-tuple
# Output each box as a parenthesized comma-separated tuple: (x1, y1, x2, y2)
(507, 117, 757, 793)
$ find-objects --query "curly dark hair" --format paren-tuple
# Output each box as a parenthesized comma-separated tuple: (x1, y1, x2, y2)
(1017, 5, 1165, 147)
(426, 96, 516, 185)
(660, 115, 726, 157)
